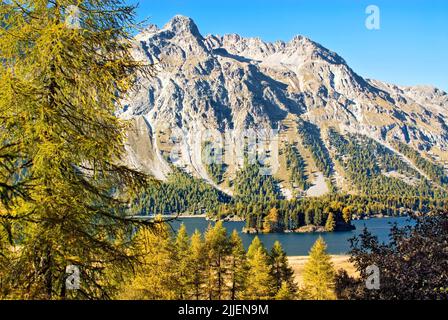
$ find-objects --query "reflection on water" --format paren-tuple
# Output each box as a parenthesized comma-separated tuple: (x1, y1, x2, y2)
(169, 216, 413, 256)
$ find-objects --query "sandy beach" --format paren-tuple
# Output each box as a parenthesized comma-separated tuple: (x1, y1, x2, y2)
(288, 255, 358, 286)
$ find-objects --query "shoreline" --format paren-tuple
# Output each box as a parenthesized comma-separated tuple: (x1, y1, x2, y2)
(131, 214, 207, 219)
(134, 214, 407, 221)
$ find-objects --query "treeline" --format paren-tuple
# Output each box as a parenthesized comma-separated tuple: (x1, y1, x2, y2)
(393, 140, 448, 187)
(297, 120, 333, 178)
(211, 193, 448, 232)
(213, 198, 355, 233)
(328, 129, 446, 198)
(320, 193, 448, 217)
(118, 221, 337, 300)
(119, 221, 298, 300)
(284, 143, 309, 191)
(137, 160, 448, 231)
(138, 169, 230, 215)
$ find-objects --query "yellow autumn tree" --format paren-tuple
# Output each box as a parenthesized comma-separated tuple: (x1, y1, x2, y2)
(325, 212, 336, 232)
(0, 0, 155, 299)
(302, 237, 336, 300)
(244, 238, 275, 300)
(203, 221, 231, 300)
(189, 229, 206, 300)
(342, 206, 353, 224)
(118, 219, 177, 300)
(262, 207, 279, 233)
(275, 281, 296, 300)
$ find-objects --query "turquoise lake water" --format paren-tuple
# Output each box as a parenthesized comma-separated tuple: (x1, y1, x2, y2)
(169, 216, 413, 256)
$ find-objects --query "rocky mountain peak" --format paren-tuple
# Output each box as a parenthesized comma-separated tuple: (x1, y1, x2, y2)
(124, 16, 448, 194)
(141, 24, 159, 34)
(286, 35, 345, 65)
(163, 15, 203, 39)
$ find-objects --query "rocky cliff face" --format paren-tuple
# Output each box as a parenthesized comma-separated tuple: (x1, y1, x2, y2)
(119, 15, 448, 197)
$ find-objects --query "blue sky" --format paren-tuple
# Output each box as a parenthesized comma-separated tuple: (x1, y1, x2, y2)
(132, 0, 448, 91)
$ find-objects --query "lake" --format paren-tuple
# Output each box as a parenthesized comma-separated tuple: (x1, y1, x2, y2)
(169, 216, 413, 256)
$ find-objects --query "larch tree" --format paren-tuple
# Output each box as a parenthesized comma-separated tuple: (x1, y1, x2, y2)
(302, 237, 336, 300)
(174, 223, 191, 299)
(325, 213, 336, 232)
(245, 246, 275, 300)
(0, 0, 154, 299)
(342, 206, 353, 224)
(189, 229, 206, 300)
(269, 241, 297, 295)
(204, 221, 231, 300)
(118, 220, 177, 300)
(262, 207, 279, 233)
(228, 229, 248, 300)
(275, 281, 296, 300)
(246, 236, 266, 260)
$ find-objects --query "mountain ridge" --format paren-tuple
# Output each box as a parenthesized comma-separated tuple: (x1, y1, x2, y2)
(121, 15, 448, 199)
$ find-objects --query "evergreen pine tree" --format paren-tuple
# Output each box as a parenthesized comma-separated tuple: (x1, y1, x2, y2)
(305, 208, 314, 225)
(313, 208, 323, 226)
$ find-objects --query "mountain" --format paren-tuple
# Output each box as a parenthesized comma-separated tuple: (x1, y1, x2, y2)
(120, 15, 448, 200)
